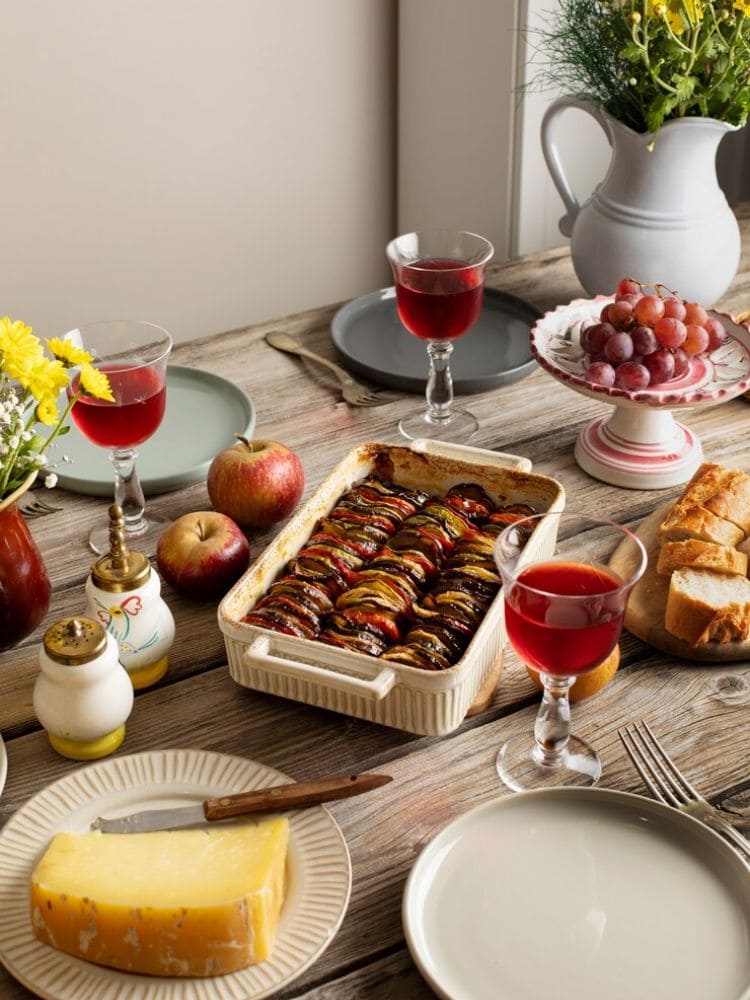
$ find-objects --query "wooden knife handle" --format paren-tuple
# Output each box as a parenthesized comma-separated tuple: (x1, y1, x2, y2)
(203, 772, 392, 821)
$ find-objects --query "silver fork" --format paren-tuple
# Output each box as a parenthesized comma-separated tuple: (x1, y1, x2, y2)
(16, 492, 63, 519)
(618, 720, 750, 861)
(265, 331, 401, 407)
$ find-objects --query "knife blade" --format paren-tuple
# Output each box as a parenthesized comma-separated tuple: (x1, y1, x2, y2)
(91, 772, 392, 834)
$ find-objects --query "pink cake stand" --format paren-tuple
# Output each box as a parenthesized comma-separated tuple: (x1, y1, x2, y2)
(530, 296, 750, 489)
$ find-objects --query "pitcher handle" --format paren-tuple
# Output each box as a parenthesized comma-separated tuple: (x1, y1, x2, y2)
(540, 97, 613, 238)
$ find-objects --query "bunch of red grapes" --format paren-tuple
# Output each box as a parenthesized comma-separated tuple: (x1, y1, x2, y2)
(582, 278, 729, 391)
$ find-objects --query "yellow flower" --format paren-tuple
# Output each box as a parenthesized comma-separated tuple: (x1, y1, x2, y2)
(46, 337, 93, 368)
(647, 0, 702, 31)
(734, 0, 750, 14)
(24, 356, 69, 402)
(78, 363, 114, 402)
(0, 317, 45, 382)
(36, 396, 60, 426)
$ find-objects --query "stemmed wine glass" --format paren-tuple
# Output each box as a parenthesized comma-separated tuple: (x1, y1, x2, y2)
(494, 512, 647, 791)
(386, 230, 493, 441)
(65, 321, 172, 555)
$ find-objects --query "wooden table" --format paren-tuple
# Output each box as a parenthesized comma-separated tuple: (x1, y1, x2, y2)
(2, 207, 750, 998)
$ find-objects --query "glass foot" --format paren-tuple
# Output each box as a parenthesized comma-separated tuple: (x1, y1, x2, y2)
(398, 406, 478, 443)
(496, 733, 602, 792)
(88, 515, 169, 558)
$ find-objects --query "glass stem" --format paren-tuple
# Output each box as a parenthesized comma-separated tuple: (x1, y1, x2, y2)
(533, 674, 575, 767)
(110, 448, 147, 535)
(425, 340, 454, 424)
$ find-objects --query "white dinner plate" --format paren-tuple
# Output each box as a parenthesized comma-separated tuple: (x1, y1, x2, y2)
(403, 788, 750, 1000)
(0, 749, 352, 1000)
(53, 365, 256, 497)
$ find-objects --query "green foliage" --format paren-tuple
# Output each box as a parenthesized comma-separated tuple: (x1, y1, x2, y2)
(525, 0, 750, 133)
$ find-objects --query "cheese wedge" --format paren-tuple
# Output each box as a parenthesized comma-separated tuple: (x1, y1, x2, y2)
(30, 818, 289, 977)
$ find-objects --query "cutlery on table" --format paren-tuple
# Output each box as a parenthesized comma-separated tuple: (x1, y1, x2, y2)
(265, 330, 401, 407)
(17, 492, 62, 519)
(618, 720, 750, 860)
(91, 771, 392, 833)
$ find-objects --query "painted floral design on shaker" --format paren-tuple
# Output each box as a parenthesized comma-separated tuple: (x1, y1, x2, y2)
(92, 595, 160, 656)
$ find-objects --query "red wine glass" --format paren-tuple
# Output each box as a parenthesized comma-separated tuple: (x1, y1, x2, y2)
(65, 321, 172, 555)
(494, 512, 647, 791)
(386, 230, 493, 441)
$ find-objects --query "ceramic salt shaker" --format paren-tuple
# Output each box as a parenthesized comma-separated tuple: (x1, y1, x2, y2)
(34, 616, 134, 760)
(85, 504, 175, 689)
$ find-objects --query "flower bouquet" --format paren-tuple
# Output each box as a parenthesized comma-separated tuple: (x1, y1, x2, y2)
(0, 318, 113, 502)
(528, 0, 750, 134)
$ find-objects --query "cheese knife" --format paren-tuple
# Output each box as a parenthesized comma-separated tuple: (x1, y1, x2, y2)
(91, 772, 392, 834)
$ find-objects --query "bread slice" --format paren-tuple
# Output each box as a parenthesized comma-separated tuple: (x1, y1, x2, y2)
(658, 505, 744, 547)
(664, 567, 750, 645)
(656, 539, 748, 577)
(703, 469, 750, 533)
(658, 462, 747, 546)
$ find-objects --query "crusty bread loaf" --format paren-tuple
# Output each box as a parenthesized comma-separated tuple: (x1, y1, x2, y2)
(656, 539, 748, 577)
(658, 463, 746, 546)
(664, 567, 750, 646)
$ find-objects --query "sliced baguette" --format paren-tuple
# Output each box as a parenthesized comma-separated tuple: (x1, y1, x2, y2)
(656, 539, 748, 578)
(664, 567, 750, 646)
(657, 504, 743, 547)
(658, 462, 747, 546)
(703, 469, 750, 533)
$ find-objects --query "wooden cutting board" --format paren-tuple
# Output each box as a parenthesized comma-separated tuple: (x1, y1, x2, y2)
(613, 503, 750, 663)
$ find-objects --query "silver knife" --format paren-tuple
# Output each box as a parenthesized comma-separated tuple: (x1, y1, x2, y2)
(91, 772, 392, 834)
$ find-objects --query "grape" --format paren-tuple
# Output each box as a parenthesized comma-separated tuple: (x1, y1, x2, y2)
(581, 321, 615, 354)
(653, 317, 687, 349)
(662, 296, 686, 321)
(616, 278, 642, 297)
(599, 304, 613, 323)
(644, 348, 675, 384)
(683, 323, 709, 355)
(631, 324, 659, 356)
(684, 301, 708, 326)
(705, 317, 728, 351)
(586, 361, 616, 388)
(672, 347, 690, 378)
(604, 332, 634, 364)
(634, 294, 665, 326)
(616, 292, 643, 309)
(615, 362, 650, 391)
(608, 300, 635, 329)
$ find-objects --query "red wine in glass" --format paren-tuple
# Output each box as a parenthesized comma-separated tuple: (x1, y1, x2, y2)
(494, 512, 646, 791)
(395, 258, 485, 341)
(64, 321, 172, 556)
(70, 365, 166, 449)
(386, 231, 493, 442)
(503, 561, 623, 677)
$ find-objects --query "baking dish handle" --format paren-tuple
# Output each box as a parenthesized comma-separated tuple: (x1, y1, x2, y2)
(245, 634, 398, 701)
(409, 438, 532, 471)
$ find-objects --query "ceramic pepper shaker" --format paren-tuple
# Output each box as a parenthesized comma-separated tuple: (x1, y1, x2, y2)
(85, 504, 175, 689)
(33, 616, 134, 760)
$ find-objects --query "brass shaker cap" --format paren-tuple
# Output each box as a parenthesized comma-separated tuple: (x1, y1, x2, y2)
(44, 617, 108, 665)
(90, 504, 150, 592)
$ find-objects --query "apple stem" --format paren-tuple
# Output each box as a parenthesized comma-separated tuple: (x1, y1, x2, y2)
(234, 433, 260, 453)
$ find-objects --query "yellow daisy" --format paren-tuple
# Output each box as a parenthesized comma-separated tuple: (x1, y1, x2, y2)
(46, 337, 93, 368)
(734, 0, 750, 14)
(36, 396, 60, 426)
(79, 363, 114, 402)
(25, 356, 69, 403)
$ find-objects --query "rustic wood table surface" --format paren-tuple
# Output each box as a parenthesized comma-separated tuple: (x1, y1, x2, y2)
(2, 206, 750, 998)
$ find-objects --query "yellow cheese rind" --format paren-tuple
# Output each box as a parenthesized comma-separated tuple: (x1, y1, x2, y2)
(30, 818, 289, 977)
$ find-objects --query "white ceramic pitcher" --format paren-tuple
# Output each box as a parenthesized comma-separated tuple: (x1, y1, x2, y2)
(540, 97, 740, 306)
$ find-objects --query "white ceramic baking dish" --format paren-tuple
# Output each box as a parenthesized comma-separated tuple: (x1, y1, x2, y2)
(219, 439, 565, 735)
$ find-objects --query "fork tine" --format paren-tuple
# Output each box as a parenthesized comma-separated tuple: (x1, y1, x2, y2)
(618, 724, 682, 808)
(638, 720, 703, 802)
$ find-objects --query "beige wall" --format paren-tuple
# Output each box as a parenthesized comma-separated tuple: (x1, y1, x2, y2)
(1, 1, 397, 343)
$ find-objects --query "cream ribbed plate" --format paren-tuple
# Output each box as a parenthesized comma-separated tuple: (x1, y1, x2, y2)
(0, 749, 352, 999)
(0, 735, 6, 798)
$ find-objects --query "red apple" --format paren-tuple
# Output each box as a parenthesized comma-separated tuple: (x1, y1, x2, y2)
(207, 437, 305, 530)
(156, 512, 250, 601)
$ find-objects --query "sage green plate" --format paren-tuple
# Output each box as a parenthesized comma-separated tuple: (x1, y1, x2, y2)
(53, 365, 255, 498)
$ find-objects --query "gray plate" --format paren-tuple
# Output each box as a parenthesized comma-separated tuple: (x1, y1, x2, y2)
(331, 286, 539, 394)
(53, 365, 255, 497)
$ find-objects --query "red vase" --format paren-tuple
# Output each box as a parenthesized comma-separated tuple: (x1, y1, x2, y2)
(0, 480, 52, 651)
